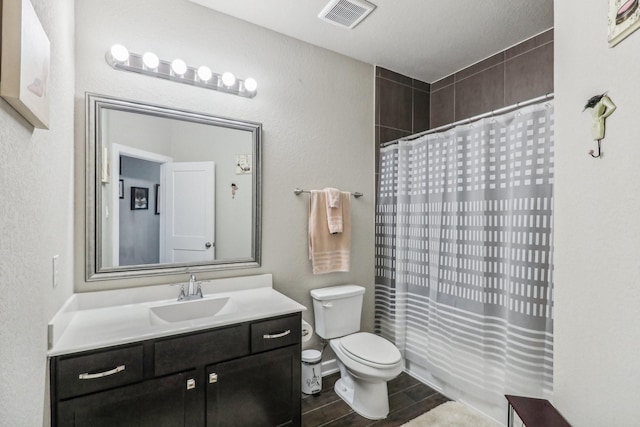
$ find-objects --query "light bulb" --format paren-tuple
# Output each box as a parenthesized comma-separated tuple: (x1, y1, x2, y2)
(142, 52, 160, 70)
(197, 66, 212, 82)
(171, 59, 187, 76)
(109, 44, 129, 64)
(221, 72, 236, 87)
(244, 77, 257, 92)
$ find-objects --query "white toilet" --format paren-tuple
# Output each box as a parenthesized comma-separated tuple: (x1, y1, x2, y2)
(310, 284, 404, 420)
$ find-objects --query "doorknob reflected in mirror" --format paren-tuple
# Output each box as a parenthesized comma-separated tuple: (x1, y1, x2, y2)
(205, 242, 213, 249)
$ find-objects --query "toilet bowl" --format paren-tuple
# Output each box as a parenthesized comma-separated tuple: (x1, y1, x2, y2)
(310, 285, 404, 420)
(330, 332, 404, 419)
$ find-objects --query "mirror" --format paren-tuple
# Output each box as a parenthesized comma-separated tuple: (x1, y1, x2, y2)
(86, 93, 261, 280)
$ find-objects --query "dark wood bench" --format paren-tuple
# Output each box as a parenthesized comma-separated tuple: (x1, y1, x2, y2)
(505, 395, 571, 427)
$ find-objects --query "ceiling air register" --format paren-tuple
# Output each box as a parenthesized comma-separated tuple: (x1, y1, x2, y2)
(318, 0, 376, 29)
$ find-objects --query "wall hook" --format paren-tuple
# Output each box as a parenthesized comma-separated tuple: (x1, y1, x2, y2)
(583, 92, 616, 159)
(588, 140, 602, 158)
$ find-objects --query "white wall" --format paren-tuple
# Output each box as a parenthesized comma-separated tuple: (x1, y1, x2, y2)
(74, 0, 375, 349)
(106, 109, 174, 157)
(554, 2, 640, 425)
(0, 0, 75, 424)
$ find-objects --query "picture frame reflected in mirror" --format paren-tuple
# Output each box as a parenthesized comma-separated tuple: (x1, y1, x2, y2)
(155, 184, 160, 215)
(131, 186, 149, 210)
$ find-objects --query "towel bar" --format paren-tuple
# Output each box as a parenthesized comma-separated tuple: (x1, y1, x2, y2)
(294, 188, 363, 198)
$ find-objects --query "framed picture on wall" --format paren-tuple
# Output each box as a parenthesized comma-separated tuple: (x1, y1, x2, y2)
(131, 187, 149, 210)
(608, 0, 640, 46)
(0, 0, 51, 129)
(119, 179, 124, 199)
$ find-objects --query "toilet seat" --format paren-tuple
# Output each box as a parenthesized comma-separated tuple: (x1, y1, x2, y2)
(337, 332, 401, 369)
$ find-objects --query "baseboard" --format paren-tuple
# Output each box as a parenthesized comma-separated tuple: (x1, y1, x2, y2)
(321, 358, 339, 376)
(402, 363, 444, 394)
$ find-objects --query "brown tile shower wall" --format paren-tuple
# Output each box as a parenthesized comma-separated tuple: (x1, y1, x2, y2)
(374, 68, 430, 191)
(430, 29, 554, 128)
(375, 67, 431, 146)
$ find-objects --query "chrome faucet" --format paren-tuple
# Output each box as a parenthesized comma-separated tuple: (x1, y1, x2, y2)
(177, 273, 204, 301)
(188, 274, 197, 296)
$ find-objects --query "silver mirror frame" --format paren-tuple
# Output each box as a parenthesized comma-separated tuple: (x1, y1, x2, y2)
(85, 93, 262, 281)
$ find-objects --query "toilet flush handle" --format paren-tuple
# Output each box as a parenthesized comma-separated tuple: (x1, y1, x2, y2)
(323, 302, 333, 308)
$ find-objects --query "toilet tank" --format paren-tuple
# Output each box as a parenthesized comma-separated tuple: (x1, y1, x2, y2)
(310, 285, 365, 339)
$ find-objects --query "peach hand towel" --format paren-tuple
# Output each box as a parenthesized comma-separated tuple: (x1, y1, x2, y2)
(309, 190, 351, 274)
(324, 187, 343, 234)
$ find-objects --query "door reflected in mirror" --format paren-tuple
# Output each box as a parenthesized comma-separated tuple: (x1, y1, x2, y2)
(86, 94, 261, 280)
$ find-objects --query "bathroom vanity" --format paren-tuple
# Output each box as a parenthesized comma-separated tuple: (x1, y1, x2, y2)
(48, 275, 305, 427)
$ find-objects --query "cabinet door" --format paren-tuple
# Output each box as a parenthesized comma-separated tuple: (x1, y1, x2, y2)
(206, 345, 301, 427)
(57, 372, 198, 427)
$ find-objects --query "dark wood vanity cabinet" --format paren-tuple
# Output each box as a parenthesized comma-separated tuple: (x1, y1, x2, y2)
(50, 313, 302, 427)
(206, 346, 300, 427)
(56, 371, 198, 427)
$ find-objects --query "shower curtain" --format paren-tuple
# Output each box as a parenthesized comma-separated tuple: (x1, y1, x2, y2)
(375, 101, 554, 414)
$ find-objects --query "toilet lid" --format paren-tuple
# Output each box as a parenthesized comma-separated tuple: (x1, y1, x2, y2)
(338, 332, 401, 367)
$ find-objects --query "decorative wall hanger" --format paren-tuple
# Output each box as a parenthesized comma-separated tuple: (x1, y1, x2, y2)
(583, 93, 616, 158)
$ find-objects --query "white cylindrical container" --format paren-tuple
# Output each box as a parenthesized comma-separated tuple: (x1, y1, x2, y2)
(301, 349, 322, 395)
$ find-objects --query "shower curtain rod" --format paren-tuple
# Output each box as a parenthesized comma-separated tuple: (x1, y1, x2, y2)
(381, 93, 554, 147)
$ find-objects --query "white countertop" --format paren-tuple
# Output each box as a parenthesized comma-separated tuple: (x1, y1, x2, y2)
(48, 274, 306, 357)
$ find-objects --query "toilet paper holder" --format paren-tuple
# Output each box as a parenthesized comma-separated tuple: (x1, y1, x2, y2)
(301, 319, 313, 343)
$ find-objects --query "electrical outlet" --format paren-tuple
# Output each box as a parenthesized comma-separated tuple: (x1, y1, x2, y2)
(52, 255, 59, 288)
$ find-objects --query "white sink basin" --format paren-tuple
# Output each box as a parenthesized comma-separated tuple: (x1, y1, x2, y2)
(149, 297, 235, 324)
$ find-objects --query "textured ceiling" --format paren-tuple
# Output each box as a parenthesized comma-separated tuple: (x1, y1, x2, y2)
(188, 0, 554, 83)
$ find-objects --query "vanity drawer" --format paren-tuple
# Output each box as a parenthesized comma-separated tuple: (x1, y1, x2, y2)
(251, 314, 301, 353)
(154, 324, 249, 376)
(55, 345, 144, 400)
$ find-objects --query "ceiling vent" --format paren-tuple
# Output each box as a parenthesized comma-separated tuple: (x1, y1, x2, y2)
(318, 0, 376, 29)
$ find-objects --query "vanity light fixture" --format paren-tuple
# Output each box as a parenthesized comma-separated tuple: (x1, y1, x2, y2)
(244, 78, 258, 92)
(105, 45, 258, 98)
(197, 65, 213, 83)
(221, 72, 236, 87)
(108, 44, 129, 64)
(170, 59, 188, 77)
(142, 52, 160, 70)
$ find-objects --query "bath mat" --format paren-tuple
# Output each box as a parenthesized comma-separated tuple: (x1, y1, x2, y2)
(400, 401, 498, 427)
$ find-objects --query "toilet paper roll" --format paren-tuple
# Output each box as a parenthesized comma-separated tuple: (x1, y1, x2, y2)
(301, 319, 313, 343)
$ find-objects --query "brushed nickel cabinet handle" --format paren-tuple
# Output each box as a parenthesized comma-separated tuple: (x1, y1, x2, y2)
(263, 329, 291, 339)
(78, 365, 125, 380)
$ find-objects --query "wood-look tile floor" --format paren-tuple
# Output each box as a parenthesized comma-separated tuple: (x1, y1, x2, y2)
(302, 372, 450, 427)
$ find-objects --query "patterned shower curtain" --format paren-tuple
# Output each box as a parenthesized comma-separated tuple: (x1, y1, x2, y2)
(375, 101, 554, 410)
